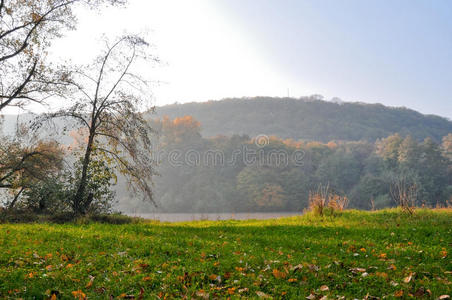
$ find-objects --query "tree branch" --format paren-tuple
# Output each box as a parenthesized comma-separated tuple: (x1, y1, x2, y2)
(0, 0, 78, 62)
(9, 187, 25, 209)
(0, 60, 37, 111)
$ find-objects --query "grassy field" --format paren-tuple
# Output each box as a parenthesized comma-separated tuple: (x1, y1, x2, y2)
(0, 209, 451, 299)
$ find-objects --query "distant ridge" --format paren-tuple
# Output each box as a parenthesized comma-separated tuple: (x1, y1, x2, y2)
(154, 97, 452, 142)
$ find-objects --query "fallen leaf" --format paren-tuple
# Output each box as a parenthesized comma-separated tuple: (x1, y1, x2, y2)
(196, 290, 209, 299)
(390, 280, 398, 286)
(85, 275, 94, 288)
(71, 290, 86, 300)
(351, 267, 366, 273)
(308, 264, 320, 272)
(256, 291, 272, 298)
(403, 273, 413, 283)
(320, 285, 329, 291)
(394, 290, 404, 297)
(118, 294, 135, 299)
(291, 264, 303, 272)
(209, 274, 217, 280)
(272, 269, 286, 279)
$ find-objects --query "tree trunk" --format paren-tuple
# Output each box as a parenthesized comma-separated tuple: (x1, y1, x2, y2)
(73, 130, 95, 214)
(8, 187, 25, 209)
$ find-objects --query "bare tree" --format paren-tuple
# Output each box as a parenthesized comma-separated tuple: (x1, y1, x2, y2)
(309, 183, 329, 216)
(390, 175, 417, 215)
(0, 0, 125, 112)
(370, 196, 375, 211)
(38, 35, 157, 214)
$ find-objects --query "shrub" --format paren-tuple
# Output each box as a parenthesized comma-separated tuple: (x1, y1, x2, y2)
(309, 183, 349, 216)
(308, 184, 329, 216)
(85, 213, 136, 224)
(22, 178, 70, 214)
(390, 176, 417, 215)
(328, 194, 349, 211)
(0, 208, 39, 223)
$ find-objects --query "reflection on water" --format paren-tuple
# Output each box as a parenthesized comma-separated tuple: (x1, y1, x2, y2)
(127, 212, 302, 222)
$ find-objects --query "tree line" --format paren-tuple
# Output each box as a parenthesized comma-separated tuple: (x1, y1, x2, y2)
(144, 116, 452, 213)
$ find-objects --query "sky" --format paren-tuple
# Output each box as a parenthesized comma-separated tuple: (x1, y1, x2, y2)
(33, 0, 452, 119)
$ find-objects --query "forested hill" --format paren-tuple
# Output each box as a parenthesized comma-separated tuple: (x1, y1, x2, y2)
(154, 97, 452, 142)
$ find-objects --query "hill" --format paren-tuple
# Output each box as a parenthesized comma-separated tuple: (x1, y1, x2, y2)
(155, 97, 452, 142)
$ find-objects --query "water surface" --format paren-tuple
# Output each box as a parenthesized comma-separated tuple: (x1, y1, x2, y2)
(128, 212, 302, 222)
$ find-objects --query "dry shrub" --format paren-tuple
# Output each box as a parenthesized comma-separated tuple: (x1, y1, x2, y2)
(370, 196, 376, 211)
(309, 183, 348, 216)
(435, 199, 452, 209)
(328, 194, 349, 211)
(309, 184, 328, 216)
(390, 177, 417, 216)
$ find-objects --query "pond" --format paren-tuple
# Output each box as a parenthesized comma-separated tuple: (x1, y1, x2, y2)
(127, 212, 302, 222)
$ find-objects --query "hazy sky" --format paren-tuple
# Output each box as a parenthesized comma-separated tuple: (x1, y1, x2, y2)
(44, 0, 452, 119)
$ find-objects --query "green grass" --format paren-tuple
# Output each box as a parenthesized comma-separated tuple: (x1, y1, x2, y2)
(0, 209, 451, 299)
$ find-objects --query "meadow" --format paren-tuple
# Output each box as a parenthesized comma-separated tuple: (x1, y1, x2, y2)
(0, 209, 451, 299)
